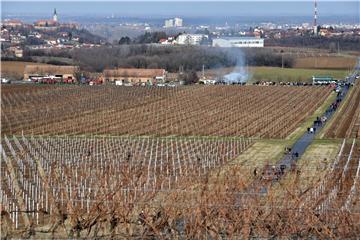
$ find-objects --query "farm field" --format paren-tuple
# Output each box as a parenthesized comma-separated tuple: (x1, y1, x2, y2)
(248, 66, 348, 83)
(1, 84, 331, 138)
(201, 66, 348, 83)
(2, 135, 359, 238)
(293, 56, 357, 70)
(1, 81, 360, 238)
(269, 46, 360, 58)
(323, 80, 360, 138)
(0, 135, 253, 231)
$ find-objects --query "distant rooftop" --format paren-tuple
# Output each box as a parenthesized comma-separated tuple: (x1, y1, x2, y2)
(214, 37, 264, 40)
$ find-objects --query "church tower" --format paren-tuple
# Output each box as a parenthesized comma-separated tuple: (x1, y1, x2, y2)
(53, 8, 58, 22)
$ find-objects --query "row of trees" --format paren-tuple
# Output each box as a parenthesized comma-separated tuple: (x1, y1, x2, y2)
(71, 45, 294, 73)
(267, 35, 360, 51)
(21, 43, 294, 73)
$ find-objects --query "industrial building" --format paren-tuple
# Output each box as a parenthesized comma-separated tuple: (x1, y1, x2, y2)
(24, 65, 78, 81)
(103, 68, 166, 85)
(174, 18, 183, 27)
(176, 34, 208, 45)
(164, 19, 174, 28)
(212, 37, 264, 48)
(164, 17, 183, 28)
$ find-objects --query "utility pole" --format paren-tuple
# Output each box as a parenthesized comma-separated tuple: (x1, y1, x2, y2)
(202, 64, 205, 79)
(313, 0, 318, 35)
(179, 65, 183, 75)
(281, 50, 284, 68)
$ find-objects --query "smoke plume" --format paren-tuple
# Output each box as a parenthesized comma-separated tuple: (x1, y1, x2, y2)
(223, 48, 251, 84)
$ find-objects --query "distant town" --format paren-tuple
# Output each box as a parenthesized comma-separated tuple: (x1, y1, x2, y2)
(2, 8, 360, 59)
(1, 5, 360, 87)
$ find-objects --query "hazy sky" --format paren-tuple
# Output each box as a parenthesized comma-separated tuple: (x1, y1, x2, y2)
(2, 1, 359, 19)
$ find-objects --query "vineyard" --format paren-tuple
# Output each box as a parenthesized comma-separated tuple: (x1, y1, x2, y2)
(0, 135, 254, 237)
(1, 135, 359, 238)
(1, 85, 331, 138)
(324, 80, 360, 138)
(1, 83, 359, 238)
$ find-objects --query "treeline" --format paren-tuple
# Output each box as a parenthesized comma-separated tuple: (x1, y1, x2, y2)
(267, 35, 360, 51)
(71, 45, 294, 72)
(243, 48, 294, 68)
(24, 48, 73, 58)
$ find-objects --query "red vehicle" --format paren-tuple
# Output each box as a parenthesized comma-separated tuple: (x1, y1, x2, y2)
(89, 78, 103, 85)
(41, 77, 58, 84)
(63, 77, 75, 84)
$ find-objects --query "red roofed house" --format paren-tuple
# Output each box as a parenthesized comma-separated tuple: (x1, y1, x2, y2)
(3, 20, 23, 28)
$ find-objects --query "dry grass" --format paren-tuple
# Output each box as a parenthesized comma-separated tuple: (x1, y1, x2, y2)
(295, 141, 341, 190)
(221, 140, 287, 181)
(294, 56, 357, 70)
(271, 140, 342, 198)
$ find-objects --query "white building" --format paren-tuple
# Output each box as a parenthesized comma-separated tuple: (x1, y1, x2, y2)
(164, 19, 174, 28)
(176, 34, 208, 45)
(174, 17, 183, 27)
(164, 17, 183, 28)
(212, 37, 264, 48)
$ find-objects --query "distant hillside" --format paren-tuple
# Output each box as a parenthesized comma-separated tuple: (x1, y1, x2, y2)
(37, 26, 105, 45)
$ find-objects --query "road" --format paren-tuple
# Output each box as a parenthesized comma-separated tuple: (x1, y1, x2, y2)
(250, 58, 360, 194)
(276, 57, 360, 179)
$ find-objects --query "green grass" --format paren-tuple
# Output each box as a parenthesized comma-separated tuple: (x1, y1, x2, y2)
(248, 66, 349, 83)
(286, 92, 337, 143)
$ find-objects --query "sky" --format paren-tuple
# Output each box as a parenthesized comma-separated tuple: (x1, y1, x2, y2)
(1, 1, 359, 20)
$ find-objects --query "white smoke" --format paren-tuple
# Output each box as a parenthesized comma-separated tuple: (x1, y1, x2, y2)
(223, 49, 251, 84)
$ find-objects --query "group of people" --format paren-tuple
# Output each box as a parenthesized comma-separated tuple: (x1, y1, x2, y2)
(284, 147, 299, 159)
(308, 114, 329, 134)
(313, 116, 327, 126)
(257, 164, 288, 181)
